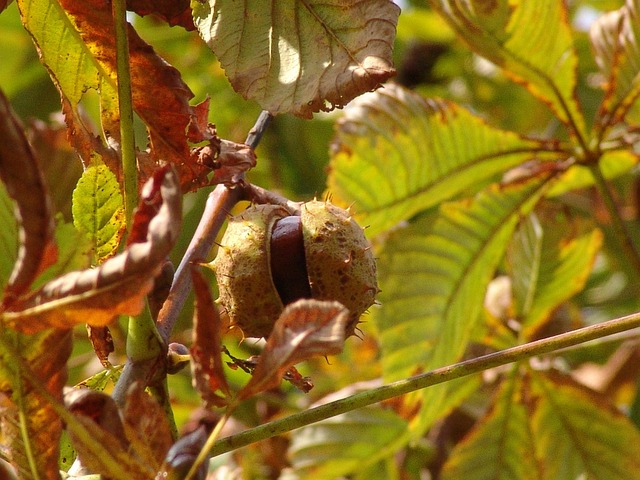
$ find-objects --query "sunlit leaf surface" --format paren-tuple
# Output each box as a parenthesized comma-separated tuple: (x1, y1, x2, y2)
(193, 0, 399, 118)
(328, 84, 550, 236)
(441, 374, 541, 480)
(374, 176, 551, 435)
(508, 213, 602, 337)
(72, 164, 125, 263)
(591, 0, 640, 127)
(431, 0, 585, 139)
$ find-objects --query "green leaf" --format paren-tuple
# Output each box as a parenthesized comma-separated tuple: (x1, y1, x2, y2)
(374, 176, 551, 435)
(591, 0, 640, 129)
(431, 0, 585, 139)
(508, 213, 603, 337)
(192, 0, 399, 118)
(441, 373, 541, 480)
(328, 84, 551, 236)
(72, 164, 125, 263)
(286, 406, 407, 480)
(375, 177, 550, 382)
(530, 371, 640, 479)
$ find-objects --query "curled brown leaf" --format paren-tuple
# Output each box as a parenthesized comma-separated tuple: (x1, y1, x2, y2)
(0, 90, 55, 305)
(239, 299, 349, 400)
(126, 0, 195, 30)
(3, 167, 181, 334)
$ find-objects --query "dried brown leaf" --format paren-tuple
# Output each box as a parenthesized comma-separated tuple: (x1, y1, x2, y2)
(239, 299, 349, 399)
(0, 90, 55, 305)
(190, 267, 230, 408)
(3, 167, 181, 334)
(87, 325, 114, 368)
(122, 382, 173, 471)
(126, 0, 194, 30)
(24, 0, 223, 192)
(27, 115, 83, 220)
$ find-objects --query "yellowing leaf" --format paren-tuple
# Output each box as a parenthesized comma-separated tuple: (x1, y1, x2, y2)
(2, 167, 181, 334)
(508, 213, 603, 338)
(431, 0, 585, 139)
(192, 0, 399, 118)
(18, 0, 219, 192)
(546, 150, 639, 197)
(442, 374, 541, 480)
(444, 370, 640, 480)
(239, 299, 349, 399)
(591, 0, 640, 129)
(328, 84, 552, 236)
(64, 388, 154, 479)
(0, 329, 72, 479)
(72, 164, 125, 263)
(374, 176, 551, 435)
(530, 371, 640, 480)
(122, 383, 173, 471)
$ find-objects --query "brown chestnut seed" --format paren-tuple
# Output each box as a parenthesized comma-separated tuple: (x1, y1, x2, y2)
(212, 201, 378, 338)
(270, 215, 312, 304)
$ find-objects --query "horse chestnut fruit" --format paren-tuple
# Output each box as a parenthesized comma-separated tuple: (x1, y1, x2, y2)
(212, 200, 378, 338)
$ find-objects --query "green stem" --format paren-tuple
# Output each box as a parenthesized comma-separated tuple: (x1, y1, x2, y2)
(112, 0, 137, 228)
(112, 304, 164, 407)
(209, 310, 640, 457)
(589, 162, 640, 280)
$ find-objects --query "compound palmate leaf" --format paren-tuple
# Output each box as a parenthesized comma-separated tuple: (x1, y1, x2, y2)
(431, 0, 585, 140)
(530, 371, 640, 479)
(375, 175, 552, 435)
(328, 84, 552, 236)
(442, 368, 640, 480)
(193, 0, 399, 118)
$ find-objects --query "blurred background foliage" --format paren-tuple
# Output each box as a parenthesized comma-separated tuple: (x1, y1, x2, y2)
(4, 0, 640, 473)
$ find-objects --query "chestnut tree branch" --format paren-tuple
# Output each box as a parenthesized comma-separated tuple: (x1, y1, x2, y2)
(113, 111, 273, 407)
(208, 311, 640, 457)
